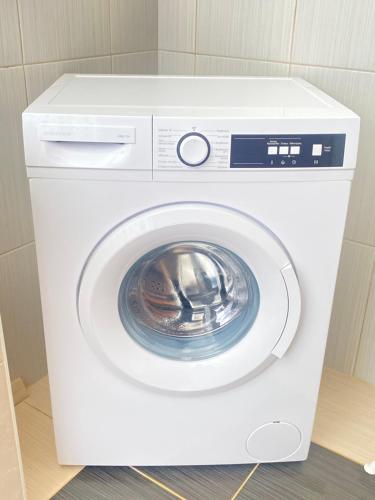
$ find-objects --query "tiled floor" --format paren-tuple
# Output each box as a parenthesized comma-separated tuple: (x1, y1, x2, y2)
(53, 445, 374, 499)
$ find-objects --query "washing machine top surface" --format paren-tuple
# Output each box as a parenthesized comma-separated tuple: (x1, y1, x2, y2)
(46, 76, 323, 108)
(25, 74, 356, 118)
(23, 75, 359, 176)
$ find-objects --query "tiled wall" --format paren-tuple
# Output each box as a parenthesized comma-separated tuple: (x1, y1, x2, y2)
(157, 0, 375, 384)
(0, 0, 157, 384)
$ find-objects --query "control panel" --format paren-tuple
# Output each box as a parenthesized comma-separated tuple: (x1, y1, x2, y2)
(154, 125, 347, 170)
(230, 134, 346, 168)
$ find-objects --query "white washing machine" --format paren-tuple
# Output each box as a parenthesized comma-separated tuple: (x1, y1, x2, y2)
(23, 75, 359, 466)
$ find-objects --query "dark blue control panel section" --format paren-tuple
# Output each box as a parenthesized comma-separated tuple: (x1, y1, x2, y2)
(230, 134, 346, 168)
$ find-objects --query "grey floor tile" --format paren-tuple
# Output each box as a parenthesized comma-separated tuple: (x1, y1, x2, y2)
(240, 444, 375, 500)
(53, 466, 176, 499)
(143, 463, 251, 499)
(53, 445, 375, 500)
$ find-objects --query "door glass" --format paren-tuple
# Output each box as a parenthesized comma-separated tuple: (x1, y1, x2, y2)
(118, 242, 259, 361)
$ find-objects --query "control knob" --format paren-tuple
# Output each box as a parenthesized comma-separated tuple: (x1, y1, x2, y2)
(177, 132, 210, 167)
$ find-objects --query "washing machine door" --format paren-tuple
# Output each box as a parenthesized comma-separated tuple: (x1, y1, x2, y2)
(78, 203, 301, 392)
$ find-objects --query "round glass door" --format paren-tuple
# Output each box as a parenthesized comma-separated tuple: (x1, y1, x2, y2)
(118, 242, 260, 360)
(78, 202, 300, 392)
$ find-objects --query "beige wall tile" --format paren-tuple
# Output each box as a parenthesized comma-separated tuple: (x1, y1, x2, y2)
(158, 51, 195, 75)
(18, 0, 110, 64)
(325, 240, 374, 374)
(0, 244, 47, 385)
(158, 0, 196, 53)
(196, 55, 289, 76)
(292, 0, 375, 71)
(24, 56, 111, 103)
(196, 55, 249, 75)
(0, 362, 24, 500)
(0, 67, 33, 254)
(290, 65, 375, 246)
(0, 0, 22, 67)
(25, 376, 52, 417)
(112, 51, 157, 74)
(355, 271, 375, 383)
(196, 0, 295, 61)
(111, 0, 158, 54)
(313, 368, 375, 465)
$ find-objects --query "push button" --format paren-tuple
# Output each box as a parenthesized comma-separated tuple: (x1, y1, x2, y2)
(312, 144, 323, 156)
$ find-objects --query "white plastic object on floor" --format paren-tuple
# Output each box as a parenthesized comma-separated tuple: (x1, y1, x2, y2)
(364, 461, 375, 474)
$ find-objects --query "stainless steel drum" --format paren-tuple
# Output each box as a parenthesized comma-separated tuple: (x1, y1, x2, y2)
(118, 242, 260, 360)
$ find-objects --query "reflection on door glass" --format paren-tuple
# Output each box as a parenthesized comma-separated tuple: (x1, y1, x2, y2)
(118, 242, 259, 361)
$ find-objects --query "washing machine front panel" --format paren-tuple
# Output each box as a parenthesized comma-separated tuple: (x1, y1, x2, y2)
(78, 202, 301, 392)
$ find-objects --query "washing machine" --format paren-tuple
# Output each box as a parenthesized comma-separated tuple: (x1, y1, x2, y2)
(23, 75, 359, 465)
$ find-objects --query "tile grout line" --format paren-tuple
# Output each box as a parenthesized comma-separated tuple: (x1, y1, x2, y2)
(0, 51, 155, 71)
(3, 51, 375, 76)
(230, 463, 260, 500)
(108, 0, 113, 73)
(193, 0, 198, 75)
(0, 240, 34, 258)
(351, 257, 375, 374)
(25, 53, 112, 67)
(156, 48, 375, 76)
(14, 0, 25, 65)
(344, 237, 375, 249)
(156, 0, 159, 74)
(287, 0, 299, 77)
(22, 400, 52, 420)
(14, 0, 30, 103)
(130, 466, 187, 500)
